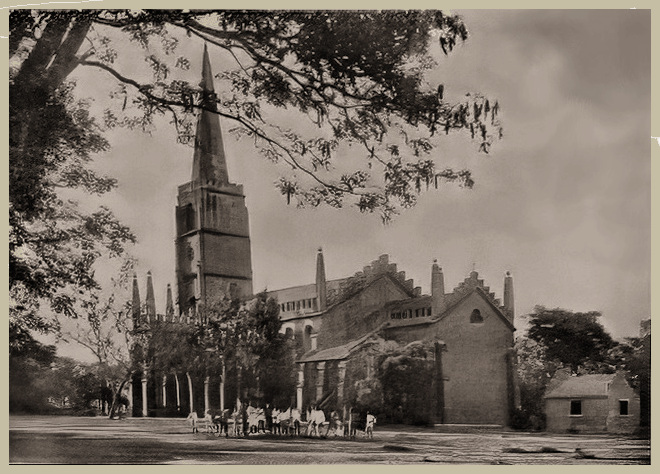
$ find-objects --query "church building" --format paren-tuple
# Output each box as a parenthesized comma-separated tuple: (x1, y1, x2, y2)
(267, 251, 517, 426)
(130, 46, 518, 427)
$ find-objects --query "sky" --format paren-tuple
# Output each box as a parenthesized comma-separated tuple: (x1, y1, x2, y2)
(57, 9, 651, 358)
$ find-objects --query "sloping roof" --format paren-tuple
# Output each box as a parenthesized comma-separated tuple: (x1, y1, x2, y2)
(544, 374, 616, 399)
(267, 279, 346, 302)
(297, 324, 388, 363)
(383, 286, 515, 331)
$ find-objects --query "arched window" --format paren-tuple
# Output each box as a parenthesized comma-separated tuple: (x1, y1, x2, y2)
(470, 309, 483, 323)
(302, 324, 314, 353)
(285, 327, 294, 339)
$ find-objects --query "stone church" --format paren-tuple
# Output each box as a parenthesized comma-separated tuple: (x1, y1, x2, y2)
(130, 46, 518, 426)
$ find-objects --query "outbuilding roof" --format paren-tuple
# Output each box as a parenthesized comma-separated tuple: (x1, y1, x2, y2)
(544, 374, 616, 399)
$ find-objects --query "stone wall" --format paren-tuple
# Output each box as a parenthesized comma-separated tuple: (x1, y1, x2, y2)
(386, 291, 513, 425)
(202, 235, 253, 280)
(606, 373, 640, 433)
(316, 276, 410, 350)
(546, 398, 609, 433)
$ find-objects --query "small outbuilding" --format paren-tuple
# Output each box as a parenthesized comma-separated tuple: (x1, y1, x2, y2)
(544, 371, 640, 433)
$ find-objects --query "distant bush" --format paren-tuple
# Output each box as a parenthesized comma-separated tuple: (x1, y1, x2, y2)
(509, 407, 546, 431)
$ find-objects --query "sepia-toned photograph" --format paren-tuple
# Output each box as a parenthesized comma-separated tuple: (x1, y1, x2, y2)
(8, 6, 651, 464)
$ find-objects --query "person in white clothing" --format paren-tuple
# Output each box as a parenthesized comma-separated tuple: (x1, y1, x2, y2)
(365, 411, 376, 439)
(186, 411, 199, 433)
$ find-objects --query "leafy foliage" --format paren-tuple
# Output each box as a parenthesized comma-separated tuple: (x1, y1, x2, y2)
(9, 11, 135, 333)
(379, 340, 437, 425)
(193, 293, 297, 405)
(11, 9, 501, 225)
(526, 306, 615, 373)
(53, 264, 145, 418)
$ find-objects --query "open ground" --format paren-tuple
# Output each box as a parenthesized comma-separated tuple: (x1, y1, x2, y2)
(8, 415, 650, 464)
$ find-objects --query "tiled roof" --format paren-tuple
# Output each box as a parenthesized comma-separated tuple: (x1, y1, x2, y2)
(267, 279, 346, 302)
(297, 324, 387, 363)
(544, 374, 616, 399)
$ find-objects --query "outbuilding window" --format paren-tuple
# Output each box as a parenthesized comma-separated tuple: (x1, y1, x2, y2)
(619, 400, 629, 416)
(570, 400, 582, 416)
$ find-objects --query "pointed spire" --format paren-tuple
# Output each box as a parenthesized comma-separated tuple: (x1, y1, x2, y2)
(431, 259, 445, 316)
(192, 44, 229, 186)
(200, 43, 215, 95)
(503, 271, 514, 322)
(316, 247, 327, 312)
(131, 273, 141, 327)
(166, 283, 174, 322)
(146, 271, 156, 322)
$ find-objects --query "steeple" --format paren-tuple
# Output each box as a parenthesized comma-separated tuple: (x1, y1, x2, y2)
(145, 271, 156, 322)
(131, 273, 141, 327)
(175, 45, 254, 314)
(316, 247, 327, 312)
(191, 43, 229, 186)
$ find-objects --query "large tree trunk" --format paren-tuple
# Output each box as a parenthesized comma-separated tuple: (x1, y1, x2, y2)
(10, 15, 92, 221)
(108, 376, 131, 420)
(11, 15, 91, 129)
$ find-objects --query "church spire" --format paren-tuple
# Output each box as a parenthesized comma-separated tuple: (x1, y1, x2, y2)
(131, 273, 141, 328)
(316, 247, 327, 312)
(191, 43, 229, 186)
(145, 271, 156, 322)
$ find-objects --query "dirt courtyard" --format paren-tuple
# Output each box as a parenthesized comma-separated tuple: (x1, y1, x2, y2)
(9, 415, 650, 464)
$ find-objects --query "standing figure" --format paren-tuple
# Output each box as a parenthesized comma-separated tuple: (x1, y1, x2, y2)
(271, 407, 281, 435)
(279, 407, 291, 435)
(290, 407, 301, 436)
(231, 407, 243, 437)
(329, 410, 342, 437)
(186, 411, 199, 433)
(247, 402, 258, 434)
(218, 408, 230, 437)
(256, 406, 266, 433)
(365, 411, 376, 439)
(265, 403, 273, 433)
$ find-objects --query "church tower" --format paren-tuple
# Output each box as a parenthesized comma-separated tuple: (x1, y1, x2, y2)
(175, 45, 253, 315)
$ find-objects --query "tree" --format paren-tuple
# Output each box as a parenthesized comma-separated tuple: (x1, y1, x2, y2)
(9, 57, 135, 334)
(195, 293, 296, 408)
(511, 336, 561, 430)
(10, 10, 500, 235)
(56, 266, 141, 418)
(525, 306, 615, 373)
(147, 318, 197, 415)
(379, 340, 436, 425)
(9, 322, 58, 413)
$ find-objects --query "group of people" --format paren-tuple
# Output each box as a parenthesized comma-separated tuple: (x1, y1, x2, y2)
(186, 403, 376, 439)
